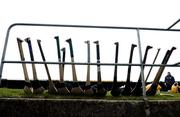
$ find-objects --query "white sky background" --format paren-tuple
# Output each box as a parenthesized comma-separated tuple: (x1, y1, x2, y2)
(1, 0, 180, 82)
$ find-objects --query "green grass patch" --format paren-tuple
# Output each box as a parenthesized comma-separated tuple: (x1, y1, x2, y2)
(1, 88, 180, 100)
(0, 88, 24, 98)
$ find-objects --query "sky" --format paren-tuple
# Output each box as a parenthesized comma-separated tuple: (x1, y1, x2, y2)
(1, 0, 180, 82)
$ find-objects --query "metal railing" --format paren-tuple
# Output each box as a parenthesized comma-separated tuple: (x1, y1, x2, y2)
(1, 19, 180, 98)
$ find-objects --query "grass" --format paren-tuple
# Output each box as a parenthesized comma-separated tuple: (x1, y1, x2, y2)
(0, 88, 180, 100)
(0, 88, 24, 98)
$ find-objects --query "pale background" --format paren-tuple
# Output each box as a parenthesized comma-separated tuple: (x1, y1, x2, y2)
(0, 0, 180, 82)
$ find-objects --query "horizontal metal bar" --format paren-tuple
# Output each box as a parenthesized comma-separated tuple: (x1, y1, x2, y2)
(9, 23, 180, 32)
(167, 19, 180, 30)
(3, 60, 180, 67)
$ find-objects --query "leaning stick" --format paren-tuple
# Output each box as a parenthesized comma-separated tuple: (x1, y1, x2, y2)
(54, 36, 70, 95)
(120, 44, 137, 96)
(17, 38, 33, 94)
(61, 48, 66, 82)
(131, 45, 152, 96)
(146, 47, 176, 96)
(54, 36, 62, 82)
(84, 40, 94, 96)
(37, 39, 58, 94)
(25, 38, 44, 94)
(93, 41, 107, 97)
(60, 47, 71, 94)
(146, 49, 170, 96)
(85, 40, 91, 86)
(111, 42, 121, 97)
(66, 38, 84, 95)
(145, 48, 161, 82)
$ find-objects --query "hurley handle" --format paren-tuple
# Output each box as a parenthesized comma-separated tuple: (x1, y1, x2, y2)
(25, 38, 39, 80)
(37, 39, 46, 61)
(60, 47, 66, 82)
(66, 38, 74, 57)
(128, 44, 137, 63)
(61, 48, 66, 66)
(85, 40, 90, 63)
(114, 42, 119, 64)
(126, 44, 137, 82)
(113, 42, 119, 83)
(37, 39, 53, 82)
(153, 47, 176, 83)
(130, 45, 153, 95)
(94, 41, 100, 61)
(138, 45, 153, 80)
(85, 40, 91, 86)
(54, 36, 61, 61)
(94, 41, 102, 83)
(163, 47, 176, 64)
(17, 38, 30, 82)
(142, 45, 153, 64)
(24, 38, 34, 61)
(17, 38, 25, 61)
(145, 48, 161, 82)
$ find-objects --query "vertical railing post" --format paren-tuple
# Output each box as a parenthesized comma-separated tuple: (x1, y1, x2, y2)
(0, 25, 13, 85)
(136, 29, 146, 98)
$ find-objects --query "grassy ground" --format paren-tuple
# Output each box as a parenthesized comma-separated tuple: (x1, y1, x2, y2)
(0, 88, 180, 100)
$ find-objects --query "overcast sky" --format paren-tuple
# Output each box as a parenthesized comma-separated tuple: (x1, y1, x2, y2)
(1, 0, 180, 82)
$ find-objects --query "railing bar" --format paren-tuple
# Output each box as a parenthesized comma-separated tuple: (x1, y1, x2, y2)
(2, 60, 180, 67)
(167, 19, 180, 30)
(9, 23, 180, 32)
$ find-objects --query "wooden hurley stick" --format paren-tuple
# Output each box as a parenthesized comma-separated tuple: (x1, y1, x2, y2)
(37, 39, 58, 94)
(54, 36, 70, 95)
(25, 38, 44, 94)
(66, 38, 84, 95)
(120, 44, 137, 96)
(131, 45, 152, 96)
(17, 38, 33, 94)
(84, 40, 93, 96)
(93, 41, 107, 97)
(146, 47, 176, 96)
(61, 48, 66, 83)
(111, 42, 121, 97)
(145, 48, 161, 82)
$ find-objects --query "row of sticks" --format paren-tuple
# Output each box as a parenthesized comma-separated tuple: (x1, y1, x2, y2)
(17, 36, 176, 96)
